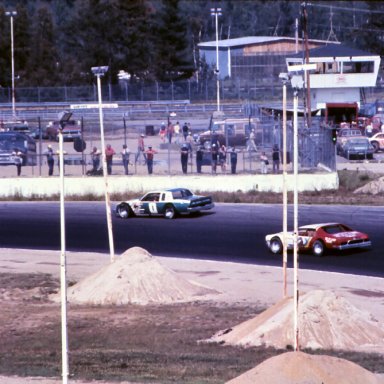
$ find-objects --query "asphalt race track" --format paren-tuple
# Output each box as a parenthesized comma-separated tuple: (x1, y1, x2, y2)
(1, 201, 383, 278)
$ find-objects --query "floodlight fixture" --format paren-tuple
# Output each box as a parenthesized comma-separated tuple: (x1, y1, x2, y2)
(58, 111, 73, 129)
(91, 66, 109, 77)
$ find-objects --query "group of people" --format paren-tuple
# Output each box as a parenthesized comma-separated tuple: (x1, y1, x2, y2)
(39, 128, 281, 176)
(159, 121, 192, 144)
(260, 144, 281, 174)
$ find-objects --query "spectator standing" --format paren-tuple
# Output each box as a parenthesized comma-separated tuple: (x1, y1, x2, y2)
(260, 151, 268, 174)
(186, 131, 194, 157)
(272, 144, 280, 174)
(167, 121, 174, 143)
(211, 143, 218, 174)
(90, 147, 101, 173)
(105, 144, 116, 175)
(121, 144, 130, 175)
(174, 121, 181, 144)
(180, 144, 189, 174)
(145, 145, 157, 174)
(182, 122, 189, 140)
(159, 123, 166, 142)
(219, 144, 227, 172)
(135, 134, 147, 164)
(366, 123, 373, 137)
(196, 145, 204, 174)
(12, 148, 23, 176)
(230, 147, 238, 174)
(45, 145, 55, 176)
(247, 129, 257, 152)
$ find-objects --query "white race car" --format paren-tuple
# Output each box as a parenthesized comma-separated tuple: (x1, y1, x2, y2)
(115, 188, 214, 219)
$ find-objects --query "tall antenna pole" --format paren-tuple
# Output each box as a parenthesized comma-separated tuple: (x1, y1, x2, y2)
(302, 2, 312, 129)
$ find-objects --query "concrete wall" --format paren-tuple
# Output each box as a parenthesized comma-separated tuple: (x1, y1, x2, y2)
(0, 172, 339, 198)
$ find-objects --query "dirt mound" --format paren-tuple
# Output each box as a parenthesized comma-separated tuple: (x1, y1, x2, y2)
(52, 247, 219, 305)
(208, 290, 384, 353)
(227, 351, 384, 384)
(354, 176, 384, 195)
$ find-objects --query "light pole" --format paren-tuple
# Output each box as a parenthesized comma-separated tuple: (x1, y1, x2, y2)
(6, 10, 17, 118)
(118, 70, 130, 145)
(210, 7, 222, 112)
(279, 73, 290, 298)
(57, 110, 73, 384)
(292, 86, 299, 351)
(92, 66, 115, 263)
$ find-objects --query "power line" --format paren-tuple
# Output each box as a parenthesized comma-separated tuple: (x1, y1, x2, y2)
(307, 2, 384, 15)
(311, 22, 384, 34)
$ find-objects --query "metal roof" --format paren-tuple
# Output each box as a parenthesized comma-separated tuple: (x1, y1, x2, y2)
(288, 43, 377, 59)
(198, 36, 333, 49)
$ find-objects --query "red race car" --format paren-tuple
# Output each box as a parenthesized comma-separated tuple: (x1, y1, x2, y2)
(265, 222, 372, 257)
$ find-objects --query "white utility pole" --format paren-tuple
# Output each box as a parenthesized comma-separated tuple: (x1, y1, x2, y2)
(58, 125, 69, 384)
(293, 87, 299, 351)
(282, 78, 288, 298)
(211, 7, 222, 112)
(6, 11, 17, 118)
(92, 66, 115, 263)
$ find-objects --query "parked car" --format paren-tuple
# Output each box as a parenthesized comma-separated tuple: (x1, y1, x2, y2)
(370, 113, 384, 132)
(198, 117, 258, 147)
(265, 223, 371, 257)
(30, 126, 49, 140)
(1, 121, 31, 135)
(339, 137, 374, 160)
(336, 128, 364, 155)
(115, 188, 215, 219)
(0, 132, 37, 166)
(368, 132, 384, 152)
(46, 119, 82, 142)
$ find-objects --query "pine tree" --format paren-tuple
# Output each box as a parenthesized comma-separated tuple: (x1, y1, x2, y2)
(152, 0, 194, 81)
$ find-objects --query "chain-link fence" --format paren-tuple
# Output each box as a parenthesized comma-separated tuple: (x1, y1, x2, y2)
(0, 108, 337, 179)
(1, 78, 383, 105)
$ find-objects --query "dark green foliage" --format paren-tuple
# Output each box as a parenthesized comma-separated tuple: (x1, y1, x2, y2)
(0, 0, 381, 86)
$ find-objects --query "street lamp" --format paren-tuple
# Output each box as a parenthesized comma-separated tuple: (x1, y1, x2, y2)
(118, 70, 130, 145)
(210, 7, 222, 112)
(278, 72, 291, 298)
(92, 66, 115, 263)
(6, 10, 17, 118)
(57, 110, 73, 384)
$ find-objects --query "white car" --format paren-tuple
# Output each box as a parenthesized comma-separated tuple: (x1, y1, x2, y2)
(115, 188, 214, 219)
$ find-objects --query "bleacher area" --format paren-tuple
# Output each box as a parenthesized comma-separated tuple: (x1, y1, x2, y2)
(0, 101, 248, 124)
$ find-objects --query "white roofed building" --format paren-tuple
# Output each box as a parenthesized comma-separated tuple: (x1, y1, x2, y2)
(286, 44, 381, 109)
(198, 36, 334, 81)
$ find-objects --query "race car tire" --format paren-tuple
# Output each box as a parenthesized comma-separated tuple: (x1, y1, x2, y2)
(164, 205, 177, 219)
(312, 240, 325, 257)
(269, 237, 283, 254)
(116, 203, 133, 219)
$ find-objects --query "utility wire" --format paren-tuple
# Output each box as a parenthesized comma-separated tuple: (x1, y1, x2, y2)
(307, 2, 384, 15)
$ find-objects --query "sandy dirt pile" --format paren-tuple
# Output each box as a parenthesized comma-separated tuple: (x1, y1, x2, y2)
(208, 290, 384, 353)
(52, 247, 219, 305)
(354, 176, 384, 195)
(227, 351, 384, 384)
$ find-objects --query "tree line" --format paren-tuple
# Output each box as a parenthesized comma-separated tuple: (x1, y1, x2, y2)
(0, 0, 382, 88)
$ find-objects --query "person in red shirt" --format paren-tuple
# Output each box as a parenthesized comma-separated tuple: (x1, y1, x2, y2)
(145, 145, 157, 174)
(105, 144, 116, 175)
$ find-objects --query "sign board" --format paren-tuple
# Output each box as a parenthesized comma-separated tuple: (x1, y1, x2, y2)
(70, 103, 119, 110)
(287, 63, 317, 72)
